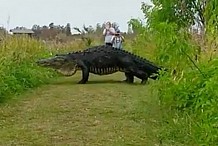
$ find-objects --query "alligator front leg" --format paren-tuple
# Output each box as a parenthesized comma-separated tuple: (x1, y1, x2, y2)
(77, 61, 89, 84)
(124, 72, 134, 83)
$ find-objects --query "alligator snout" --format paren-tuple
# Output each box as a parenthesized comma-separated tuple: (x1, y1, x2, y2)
(36, 60, 41, 64)
(36, 59, 49, 66)
(36, 59, 43, 64)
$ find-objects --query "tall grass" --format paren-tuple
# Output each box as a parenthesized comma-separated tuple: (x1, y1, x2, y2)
(129, 20, 218, 145)
(0, 34, 115, 102)
(0, 36, 58, 102)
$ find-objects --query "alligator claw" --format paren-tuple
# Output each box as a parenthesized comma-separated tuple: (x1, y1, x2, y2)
(122, 79, 134, 84)
(78, 80, 86, 84)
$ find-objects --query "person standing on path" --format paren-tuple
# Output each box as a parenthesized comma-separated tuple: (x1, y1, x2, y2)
(103, 21, 116, 46)
(111, 30, 125, 49)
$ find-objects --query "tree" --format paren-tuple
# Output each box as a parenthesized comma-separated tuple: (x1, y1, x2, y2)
(83, 25, 94, 34)
(65, 23, 72, 36)
(127, 25, 133, 34)
(32, 24, 41, 38)
(73, 27, 82, 34)
(127, 18, 144, 34)
(49, 22, 54, 29)
(95, 23, 104, 34)
(0, 27, 7, 37)
(141, 0, 209, 33)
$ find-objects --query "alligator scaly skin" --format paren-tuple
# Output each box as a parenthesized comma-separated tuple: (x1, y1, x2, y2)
(63, 45, 162, 84)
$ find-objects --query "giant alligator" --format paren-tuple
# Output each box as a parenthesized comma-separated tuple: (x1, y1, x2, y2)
(36, 45, 164, 84)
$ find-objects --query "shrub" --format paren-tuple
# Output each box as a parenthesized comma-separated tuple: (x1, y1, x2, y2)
(129, 17, 218, 145)
(0, 36, 58, 102)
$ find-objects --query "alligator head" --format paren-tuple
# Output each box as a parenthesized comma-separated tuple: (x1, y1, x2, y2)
(36, 54, 78, 76)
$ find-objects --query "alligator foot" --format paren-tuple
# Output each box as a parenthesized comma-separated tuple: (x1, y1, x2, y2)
(78, 80, 87, 84)
(122, 79, 128, 83)
(140, 77, 148, 84)
(141, 80, 147, 84)
(122, 79, 134, 84)
(124, 73, 134, 84)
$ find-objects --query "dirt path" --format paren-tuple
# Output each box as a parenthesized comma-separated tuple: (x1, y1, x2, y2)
(0, 73, 160, 146)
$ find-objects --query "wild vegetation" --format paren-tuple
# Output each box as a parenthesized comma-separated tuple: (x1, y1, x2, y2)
(127, 0, 218, 145)
(0, 36, 57, 102)
(0, 20, 127, 103)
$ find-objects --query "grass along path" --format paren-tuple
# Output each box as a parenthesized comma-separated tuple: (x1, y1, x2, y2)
(0, 72, 161, 146)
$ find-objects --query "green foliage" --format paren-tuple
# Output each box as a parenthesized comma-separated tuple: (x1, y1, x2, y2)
(153, 58, 218, 145)
(204, 0, 218, 38)
(128, 19, 145, 35)
(0, 36, 57, 102)
(141, 0, 206, 29)
(128, 0, 218, 145)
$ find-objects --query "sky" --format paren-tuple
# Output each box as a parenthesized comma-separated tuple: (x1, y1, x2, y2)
(0, 0, 152, 33)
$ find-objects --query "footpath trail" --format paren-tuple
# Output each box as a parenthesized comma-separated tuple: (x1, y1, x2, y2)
(0, 72, 160, 146)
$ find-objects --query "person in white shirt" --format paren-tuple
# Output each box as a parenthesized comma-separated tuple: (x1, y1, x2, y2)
(111, 30, 125, 49)
(103, 21, 116, 46)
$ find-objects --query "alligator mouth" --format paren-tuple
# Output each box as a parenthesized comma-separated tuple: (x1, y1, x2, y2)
(36, 57, 78, 76)
(36, 59, 50, 67)
(55, 65, 77, 76)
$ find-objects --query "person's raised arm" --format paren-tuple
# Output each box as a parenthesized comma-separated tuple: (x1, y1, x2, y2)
(105, 27, 115, 35)
(103, 29, 107, 35)
(111, 35, 115, 44)
(121, 35, 125, 42)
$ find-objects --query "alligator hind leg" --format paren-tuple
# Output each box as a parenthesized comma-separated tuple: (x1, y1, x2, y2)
(130, 69, 149, 84)
(141, 76, 148, 84)
(123, 72, 134, 83)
